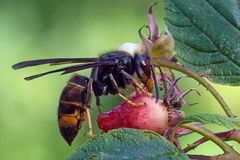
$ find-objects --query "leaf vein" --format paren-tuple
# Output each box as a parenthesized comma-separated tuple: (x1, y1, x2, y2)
(165, 17, 192, 28)
(206, 0, 240, 32)
(170, 0, 240, 69)
(174, 37, 219, 54)
(176, 53, 227, 67)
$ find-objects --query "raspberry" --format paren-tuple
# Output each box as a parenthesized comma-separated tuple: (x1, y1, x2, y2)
(97, 93, 184, 135)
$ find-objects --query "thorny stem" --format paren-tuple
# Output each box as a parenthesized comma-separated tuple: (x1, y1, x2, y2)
(181, 123, 240, 159)
(154, 59, 235, 118)
(181, 124, 229, 152)
(187, 153, 232, 160)
(184, 129, 240, 153)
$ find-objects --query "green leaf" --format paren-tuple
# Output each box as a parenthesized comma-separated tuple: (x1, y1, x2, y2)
(69, 128, 189, 160)
(183, 114, 240, 128)
(164, 0, 240, 85)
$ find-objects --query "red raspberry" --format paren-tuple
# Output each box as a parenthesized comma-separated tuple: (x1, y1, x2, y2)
(97, 93, 174, 135)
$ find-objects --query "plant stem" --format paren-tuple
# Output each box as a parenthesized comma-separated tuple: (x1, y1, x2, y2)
(188, 153, 231, 160)
(184, 129, 240, 153)
(154, 59, 235, 118)
(181, 123, 240, 158)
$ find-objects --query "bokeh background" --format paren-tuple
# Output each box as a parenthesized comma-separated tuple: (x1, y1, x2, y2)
(1, 0, 239, 159)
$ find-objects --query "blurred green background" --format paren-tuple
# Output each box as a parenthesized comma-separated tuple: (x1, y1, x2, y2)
(1, 0, 239, 159)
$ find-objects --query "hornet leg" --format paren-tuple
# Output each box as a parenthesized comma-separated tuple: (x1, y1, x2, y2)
(153, 63, 168, 96)
(91, 67, 102, 114)
(150, 64, 159, 103)
(120, 70, 151, 96)
(109, 73, 145, 107)
(85, 79, 94, 138)
(96, 96, 102, 114)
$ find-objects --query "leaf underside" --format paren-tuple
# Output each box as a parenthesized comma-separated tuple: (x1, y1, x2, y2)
(164, 0, 240, 85)
(69, 128, 189, 160)
(184, 114, 240, 129)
